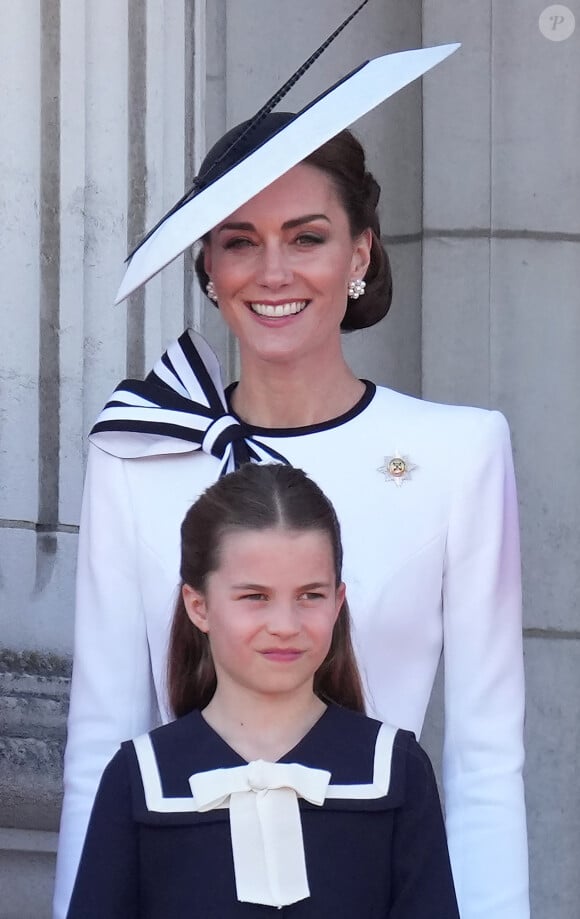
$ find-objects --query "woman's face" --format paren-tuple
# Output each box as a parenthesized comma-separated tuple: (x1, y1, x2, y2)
(183, 526, 345, 703)
(203, 163, 371, 367)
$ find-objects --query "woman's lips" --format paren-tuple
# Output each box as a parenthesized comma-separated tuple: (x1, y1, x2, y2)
(249, 300, 308, 318)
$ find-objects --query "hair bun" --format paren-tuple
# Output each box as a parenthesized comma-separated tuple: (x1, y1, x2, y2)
(363, 172, 380, 212)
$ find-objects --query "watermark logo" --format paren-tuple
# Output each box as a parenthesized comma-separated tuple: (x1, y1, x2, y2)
(539, 5, 576, 40)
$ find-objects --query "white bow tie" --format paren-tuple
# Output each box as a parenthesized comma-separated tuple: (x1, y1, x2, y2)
(190, 759, 331, 908)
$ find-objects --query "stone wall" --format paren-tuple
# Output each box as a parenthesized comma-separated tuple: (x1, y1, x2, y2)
(422, 3, 580, 915)
(0, 652, 68, 918)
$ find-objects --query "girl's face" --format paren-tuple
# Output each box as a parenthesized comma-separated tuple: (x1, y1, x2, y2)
(183, 526, 345, 703)
(202, 163, 371, 367)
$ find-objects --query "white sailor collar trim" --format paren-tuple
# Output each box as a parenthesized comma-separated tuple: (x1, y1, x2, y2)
(132, 720, 398, 814)
(132, 721, 398, 907)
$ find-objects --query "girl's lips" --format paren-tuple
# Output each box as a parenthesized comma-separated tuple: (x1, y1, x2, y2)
(259, 649, 305, 662)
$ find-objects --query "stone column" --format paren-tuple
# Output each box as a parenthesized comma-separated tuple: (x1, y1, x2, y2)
(0, 1, 205, 914)
(422, 2, 580, 916)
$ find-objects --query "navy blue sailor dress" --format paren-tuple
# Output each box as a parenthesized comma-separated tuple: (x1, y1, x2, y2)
(66, 704, 459, 918)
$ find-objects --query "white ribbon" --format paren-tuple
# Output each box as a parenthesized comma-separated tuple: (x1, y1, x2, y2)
(89, 329, 290, 473)
(190, 760, 331, 908)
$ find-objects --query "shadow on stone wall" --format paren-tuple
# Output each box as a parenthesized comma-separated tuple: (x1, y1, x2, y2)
(0, 650, 70, 832)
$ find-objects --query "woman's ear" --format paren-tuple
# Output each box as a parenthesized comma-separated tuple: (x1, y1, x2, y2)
(202, 241, 212, 277)
(351, 227, 372, 278)
(182, 583, 210, 633)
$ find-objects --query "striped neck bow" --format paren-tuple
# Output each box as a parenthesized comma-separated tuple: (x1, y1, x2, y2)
(89, 330, 290, 476)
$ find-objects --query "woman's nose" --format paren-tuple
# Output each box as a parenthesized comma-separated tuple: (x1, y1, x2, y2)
(255, 244, 292, 289)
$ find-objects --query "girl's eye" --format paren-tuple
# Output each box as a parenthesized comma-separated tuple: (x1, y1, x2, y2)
(299, 591, 325, 601)
(239, 592, 268, 601)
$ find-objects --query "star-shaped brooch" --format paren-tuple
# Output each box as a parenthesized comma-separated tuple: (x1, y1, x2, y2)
(377, 451, 418, 486)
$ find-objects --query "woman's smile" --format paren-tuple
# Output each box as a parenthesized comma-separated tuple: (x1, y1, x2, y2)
(248, 299, 308, 318)
(202, 162, 371, 367)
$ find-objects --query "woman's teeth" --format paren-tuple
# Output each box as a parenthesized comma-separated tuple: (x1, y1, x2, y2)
(250, 301, 307, 317)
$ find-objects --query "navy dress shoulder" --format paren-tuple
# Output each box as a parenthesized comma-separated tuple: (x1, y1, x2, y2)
(67, 705, 459, 918)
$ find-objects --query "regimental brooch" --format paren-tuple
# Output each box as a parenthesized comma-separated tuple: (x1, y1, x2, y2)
(377, 451, 418, 486)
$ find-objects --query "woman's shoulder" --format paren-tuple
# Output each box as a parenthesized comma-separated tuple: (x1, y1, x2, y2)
(368, 384, 512, 451)
(372, 382, 507, 426)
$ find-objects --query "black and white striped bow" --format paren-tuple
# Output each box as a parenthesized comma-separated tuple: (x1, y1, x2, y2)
(89, 330, 290, 476)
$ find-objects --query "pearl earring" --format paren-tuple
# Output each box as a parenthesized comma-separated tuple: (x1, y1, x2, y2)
(348, 278, 366, 299)
(206, 280, 217, 302)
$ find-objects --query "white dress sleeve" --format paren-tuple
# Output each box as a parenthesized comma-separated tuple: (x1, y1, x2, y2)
(53, 444, 159, 919)
(442, 410, 529, 918)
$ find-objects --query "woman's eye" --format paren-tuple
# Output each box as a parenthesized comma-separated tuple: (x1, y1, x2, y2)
(223, 237, 254, 250)
(240, 592, 267, 601)
(299, 591, 325, 601)
(295, 233, 325, 247)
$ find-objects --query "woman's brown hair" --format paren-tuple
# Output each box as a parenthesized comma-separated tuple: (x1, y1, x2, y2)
(303, 128, 392, 331)
(168, 463, 365, 717)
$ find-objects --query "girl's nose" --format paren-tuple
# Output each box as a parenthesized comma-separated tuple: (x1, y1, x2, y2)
(255, 244, 293, 289)
(266, 602, 300, 636)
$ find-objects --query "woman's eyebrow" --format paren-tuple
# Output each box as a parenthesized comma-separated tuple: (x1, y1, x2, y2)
(218, 221, 255, 232)
(282, 214, 330, 230)
(217, 214, 330, 233)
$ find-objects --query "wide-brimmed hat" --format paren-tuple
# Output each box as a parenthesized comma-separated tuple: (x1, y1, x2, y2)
(116, 3, 458, 303)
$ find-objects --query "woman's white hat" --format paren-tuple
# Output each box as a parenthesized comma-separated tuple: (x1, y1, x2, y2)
(115, 1, 458, 303)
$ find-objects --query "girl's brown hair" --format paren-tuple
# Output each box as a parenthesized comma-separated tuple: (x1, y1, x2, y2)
(168, 463, 365, 717)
